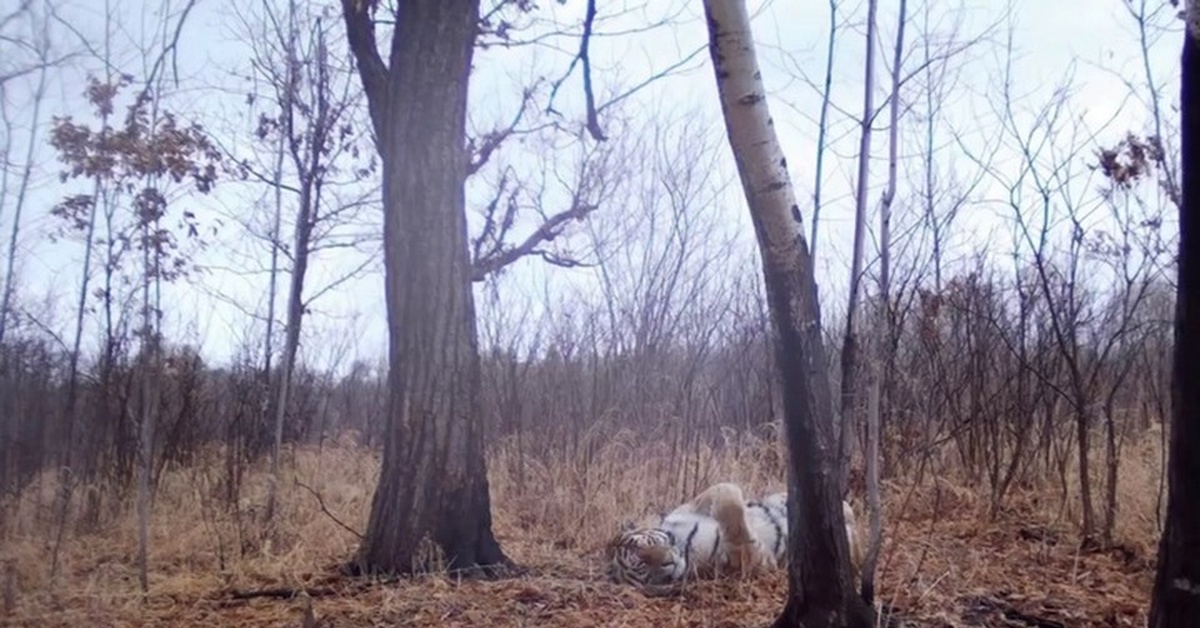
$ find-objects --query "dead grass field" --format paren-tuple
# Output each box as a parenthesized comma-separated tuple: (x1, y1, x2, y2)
(0, 429, 1163, 627)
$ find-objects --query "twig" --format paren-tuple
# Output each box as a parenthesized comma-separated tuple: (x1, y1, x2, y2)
(295, 479, 363, 539)
(223, 573, 398, 602)
(228, 585, 340, 601)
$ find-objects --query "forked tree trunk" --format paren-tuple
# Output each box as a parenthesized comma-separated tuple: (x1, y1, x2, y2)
(340, 0, 511, 576)
(1148, 9, 1200, 625)
(702, 2, 872, 625)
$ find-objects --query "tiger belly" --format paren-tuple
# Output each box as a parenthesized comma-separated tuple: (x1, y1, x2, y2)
(657, 510, 726, 578)
(746, 494, 788, 567)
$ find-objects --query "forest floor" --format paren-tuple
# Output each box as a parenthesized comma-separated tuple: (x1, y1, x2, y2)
(0, 432, 1162, 627)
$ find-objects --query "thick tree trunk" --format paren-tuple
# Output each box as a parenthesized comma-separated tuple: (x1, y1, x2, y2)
(703, 2, 872, 625)
(1148, 11, 1200, 625)
(341, 0, 511, 576)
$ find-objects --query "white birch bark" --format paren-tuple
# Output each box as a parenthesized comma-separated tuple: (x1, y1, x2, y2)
(702, 2, 807, 273)
(703, 1, 872, 624)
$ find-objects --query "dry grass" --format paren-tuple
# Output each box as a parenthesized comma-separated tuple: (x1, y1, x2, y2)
(0, 429, 1161, 627)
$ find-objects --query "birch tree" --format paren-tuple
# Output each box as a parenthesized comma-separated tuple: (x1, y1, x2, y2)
(703, 1, 872, 625)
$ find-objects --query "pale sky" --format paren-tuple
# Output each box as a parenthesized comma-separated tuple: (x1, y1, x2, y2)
(0, 0, 1183, 371)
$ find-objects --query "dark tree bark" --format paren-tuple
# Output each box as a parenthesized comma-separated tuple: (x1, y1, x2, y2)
(703, 1, 873, 626)
(340, 0, 511, 576)
(1148, 14, 1200, 626)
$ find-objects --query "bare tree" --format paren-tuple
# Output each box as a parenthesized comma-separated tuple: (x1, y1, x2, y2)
(339, 0, 512, 576)
(915, 3, 996, 294)
(137, 0, 206, 592)
(0, 0, 60, 556)
(0, 0, 74, 89)
(1148, 7, 1200, 625)
(861, 0, 908, 605)
(47, 0, 216, 590)
(43, 0, 115, 576)
(1090, 133, 1170, 544)
(0, 1, 52, 347)
(338, 0, 649, 575)
(836, 0, 879, 499)
(227, 0, 379, 523)
(703, 1, 872, 625)
(1121, 0, 1181, 210)
(960, 35, 1148, 543)
(583, 110, 735, 355)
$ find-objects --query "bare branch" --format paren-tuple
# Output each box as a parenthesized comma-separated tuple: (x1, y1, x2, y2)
(302, 255, 379, 308)
(339, 0, 388, 142)
(545, 0, 606, 141)
(467, 85, 542, 176)
(296, 480, 364, 539)
(595, 43, 707, 116)
(471, 200, 598, 281)
(810, 0, 839, 256)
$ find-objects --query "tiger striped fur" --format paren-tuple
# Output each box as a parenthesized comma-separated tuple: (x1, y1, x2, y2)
(604, 482, 863, 592)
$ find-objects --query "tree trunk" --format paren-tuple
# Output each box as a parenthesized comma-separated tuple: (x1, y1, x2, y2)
(1075, 400, 1096, 544)
(341, 0, 511, 577)
(265, 199, 310, 520)
(48, 71, 92, 579)
(1101, 391, 1119, 547)
(262, 0, 295, 523)
(137, 235, 160, 595)
(703, 2, 873, 625)
(1148, 11, 1200, 625)
(837, 0, 879, 499)
(861, 0, 905, 604)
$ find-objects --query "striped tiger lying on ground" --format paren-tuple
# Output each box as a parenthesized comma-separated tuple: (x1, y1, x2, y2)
(604, 482, 863, 593)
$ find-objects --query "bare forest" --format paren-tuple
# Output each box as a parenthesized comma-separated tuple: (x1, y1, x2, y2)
(0, 0, 1194, 626)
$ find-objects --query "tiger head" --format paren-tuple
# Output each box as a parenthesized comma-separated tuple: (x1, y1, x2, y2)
(603, 522, 686, 590)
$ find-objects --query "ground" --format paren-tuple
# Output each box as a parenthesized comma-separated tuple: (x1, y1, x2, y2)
(0, 433, 1159, 627)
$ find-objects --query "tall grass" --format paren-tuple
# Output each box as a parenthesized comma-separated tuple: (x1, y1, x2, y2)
(0, 426, 1163, 625)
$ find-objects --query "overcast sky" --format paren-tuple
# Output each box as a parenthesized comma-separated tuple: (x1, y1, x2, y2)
(0, 0, 1183, 370)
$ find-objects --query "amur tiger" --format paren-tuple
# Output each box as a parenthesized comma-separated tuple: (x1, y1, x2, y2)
(604, 482, 863, 593)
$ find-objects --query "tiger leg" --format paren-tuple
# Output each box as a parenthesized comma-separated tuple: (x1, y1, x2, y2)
(688, 483, 761, 577)
(843, 500, 864, 573)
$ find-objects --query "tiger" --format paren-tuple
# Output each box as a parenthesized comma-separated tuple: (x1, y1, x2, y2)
(604, 482, 863, 593)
